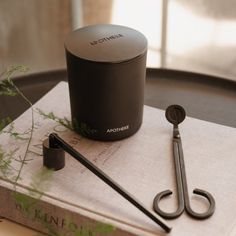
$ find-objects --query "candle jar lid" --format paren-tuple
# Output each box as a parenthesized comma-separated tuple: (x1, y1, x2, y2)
(65, 24, 147, 64)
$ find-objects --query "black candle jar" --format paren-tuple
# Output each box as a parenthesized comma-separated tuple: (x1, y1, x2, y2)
(65, 24, 147, 141)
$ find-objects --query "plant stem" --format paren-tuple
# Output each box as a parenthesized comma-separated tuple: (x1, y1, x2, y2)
(5, 69, 34, 186)
(14, 88, 34, 185)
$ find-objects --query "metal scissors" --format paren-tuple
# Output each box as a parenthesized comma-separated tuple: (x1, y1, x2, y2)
(153, 105, 215, 219)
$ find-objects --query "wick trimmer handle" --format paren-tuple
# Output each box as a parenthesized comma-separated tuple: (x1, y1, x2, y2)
(43, 133, 172, 233)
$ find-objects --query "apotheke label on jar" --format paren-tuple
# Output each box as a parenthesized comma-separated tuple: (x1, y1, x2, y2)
(106, 125, 129, 133)
(90, 34, 124, 46)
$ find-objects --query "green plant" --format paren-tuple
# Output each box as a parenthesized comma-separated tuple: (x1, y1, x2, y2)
(36, 108, 74, 131)
(0, 65, 35, 185)
(36, 109, 97, 136)
(0, 66, 115, 236)
(0, 146, 18, 180)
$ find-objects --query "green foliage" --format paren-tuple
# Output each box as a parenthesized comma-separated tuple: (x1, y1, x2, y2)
(13, 192, 37, 215)
(0, 117, 30, 140)
(29, 167, 54, 198)
(3, 65, 29, 80)
(0, 117, 12, 131)
(73, 120, 97, 137)
(36, 108, 74, 131)
(44, 221, 115, 236)
(72, 223, 115, 236)
(0, 79, 18, 96)
(93, 222, 116, 234)
(0, 146, 18, 180)
(36, 108, 98, 137)
(0, 65, 29, 96)
(12, 167, 53, 217)
(0, 66, 115, 236)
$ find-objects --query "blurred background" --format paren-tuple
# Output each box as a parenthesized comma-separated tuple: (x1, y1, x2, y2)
(0, 0, 236, 80)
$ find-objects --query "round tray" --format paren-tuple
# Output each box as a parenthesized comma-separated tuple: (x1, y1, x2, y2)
(1, 68, 236, 128)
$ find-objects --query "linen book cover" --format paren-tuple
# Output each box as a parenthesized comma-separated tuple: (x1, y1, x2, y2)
(0, 82, 236, 236)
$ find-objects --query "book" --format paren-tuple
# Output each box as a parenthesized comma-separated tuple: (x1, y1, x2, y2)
(0, 82, 236, 236)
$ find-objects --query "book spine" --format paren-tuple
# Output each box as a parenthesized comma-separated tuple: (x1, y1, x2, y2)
(0, 184, 136, 236)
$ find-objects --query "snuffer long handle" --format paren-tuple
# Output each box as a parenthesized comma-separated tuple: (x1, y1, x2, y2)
(48, 133, 172, 233)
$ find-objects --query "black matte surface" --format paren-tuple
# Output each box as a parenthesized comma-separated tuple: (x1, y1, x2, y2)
(65, 24, 147, 63)
(65, 24, 147, 140)
(0, 68, 235, 128)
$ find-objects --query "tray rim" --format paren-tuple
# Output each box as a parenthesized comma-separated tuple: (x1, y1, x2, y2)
(10, 68, 236, 88)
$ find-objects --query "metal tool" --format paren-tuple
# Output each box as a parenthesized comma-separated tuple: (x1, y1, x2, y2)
(43, 133, 172, 233)
(153, 105, 215, 219)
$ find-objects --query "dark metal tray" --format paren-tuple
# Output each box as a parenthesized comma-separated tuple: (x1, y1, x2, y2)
(1, 68, 236, 128)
